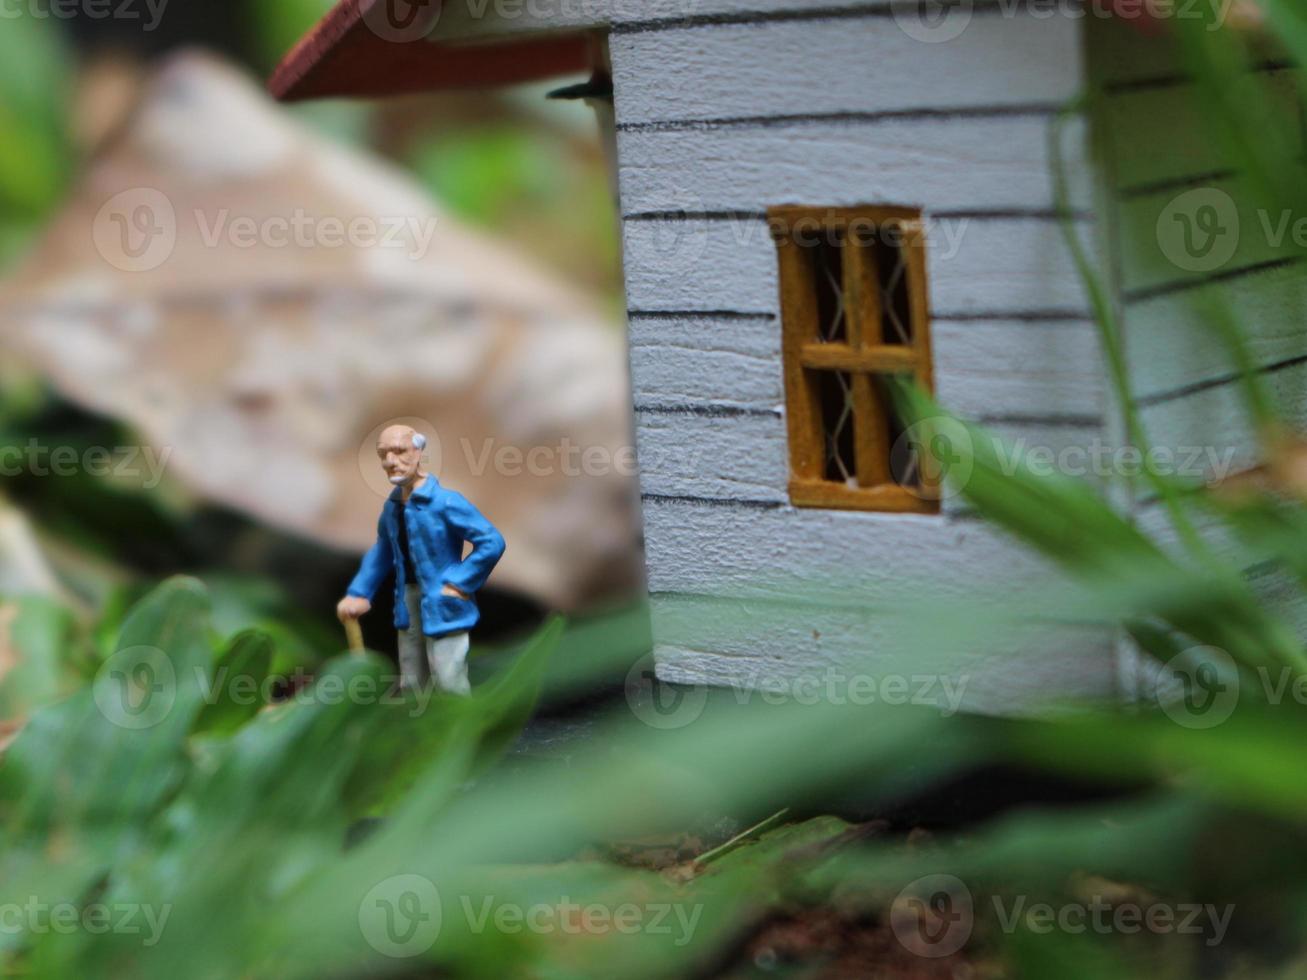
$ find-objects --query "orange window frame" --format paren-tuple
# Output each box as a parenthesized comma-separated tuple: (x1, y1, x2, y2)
(768, 204, 938, 514)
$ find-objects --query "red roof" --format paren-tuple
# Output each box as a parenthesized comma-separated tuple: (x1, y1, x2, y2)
(269, 0, 593, 101)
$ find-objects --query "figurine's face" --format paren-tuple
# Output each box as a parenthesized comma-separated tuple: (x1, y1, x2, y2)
(376, 427, 423, 487)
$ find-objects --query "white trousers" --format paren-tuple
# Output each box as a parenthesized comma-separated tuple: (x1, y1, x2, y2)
(398, 585, 471, 694)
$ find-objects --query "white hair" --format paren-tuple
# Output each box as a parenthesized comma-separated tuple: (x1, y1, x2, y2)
(412, 432, 427, 451)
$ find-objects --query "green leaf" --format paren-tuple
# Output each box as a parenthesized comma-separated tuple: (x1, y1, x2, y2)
(190, 630, 274, 737)
(0, 5, 71, 223)
(0, 578, 214, 934)
(0, 595, 82, 722)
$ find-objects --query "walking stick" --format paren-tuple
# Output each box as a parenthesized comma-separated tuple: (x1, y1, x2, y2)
(343, 616, 364, 654)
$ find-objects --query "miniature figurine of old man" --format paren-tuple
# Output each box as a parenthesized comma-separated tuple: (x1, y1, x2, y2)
(337, 424, 505, 693)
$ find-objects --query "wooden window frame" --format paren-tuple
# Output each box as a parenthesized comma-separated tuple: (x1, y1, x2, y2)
(768, 204, 938, 514)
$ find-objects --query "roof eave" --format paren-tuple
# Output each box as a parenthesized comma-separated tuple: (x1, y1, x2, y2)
(269, 0, 594, 102)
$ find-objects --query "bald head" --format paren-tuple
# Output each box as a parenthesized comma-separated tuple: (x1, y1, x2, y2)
(379, 424, 427, 448)
(376, 425, 428, 488)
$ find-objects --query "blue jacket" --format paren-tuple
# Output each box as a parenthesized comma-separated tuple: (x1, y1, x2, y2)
(347, 475, 505, 637)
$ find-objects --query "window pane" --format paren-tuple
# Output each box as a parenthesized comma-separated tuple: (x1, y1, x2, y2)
(887, 405, 920, 490)
(880, 377, 925, 492)
(812, 368, 856, 485)
(874, 236, 913, 345)
(809, 230, 846, 344)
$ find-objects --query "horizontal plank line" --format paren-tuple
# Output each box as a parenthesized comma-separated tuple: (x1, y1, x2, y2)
(613, 1, 897, 33)
(1123, 255, 1305, 304)
(634, 405, 1099, 426)
(629, 308, 1094, 324)
(622, 208, 1094, 223)
(975, 412, 1103, 429)
(641, 492, 785, 509)
(634, 402, 781, 418)
(936, 208, 1094, 221)
(1117, 168, 1238, 201)
(1137, 349, 1307, 409)
(612, 0, 1097, 35)
(1103, 58, 1295, 95)
(616, 103, 1070, 134)
(1243, 558, 1282, 581)
(646, 588, 1108, 627)
(933, 309, 1095, 322)
(624, 209, 765, 221)
(1133, 486, 1223, 511)
(627, 309, 777, 322)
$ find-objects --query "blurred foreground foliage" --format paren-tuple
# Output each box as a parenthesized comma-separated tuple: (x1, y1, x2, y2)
(5, 562, 1307, 978)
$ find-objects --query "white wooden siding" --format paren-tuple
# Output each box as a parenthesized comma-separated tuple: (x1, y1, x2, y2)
(650, 602, 1116, 715)
(1088, 16, 1307, 496)
(1139, 358, 1307, 481)
(606, 3, 1110, 701)
(1088, 12, 1291, 86)
(1133, 500, 1307, 641)
(617, 117, 1095, 215)
(1099, 69, 1300, 193)
(634, 410, 789, 502)
(639, 495, 1081, 603)
(629, 314, 1104, 419)
(610, 11, 1084, 124)
(621, 215, 1096, 316)
(1117, 174, 1302, 298)
(628, 312, 782, 411)
(1124, 264, 1307, 401)
(633, 407, 1103, 506)
(640, 498, 1119, 708)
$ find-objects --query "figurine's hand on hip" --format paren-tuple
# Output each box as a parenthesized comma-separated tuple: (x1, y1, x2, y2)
(441, 583, 470, 599)
(337, 596, 372, 622)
